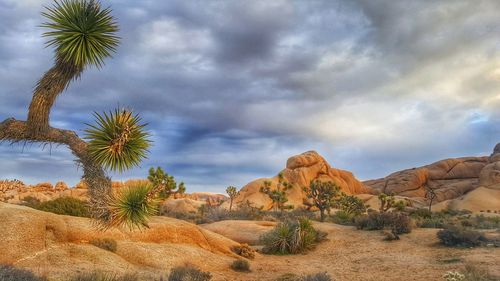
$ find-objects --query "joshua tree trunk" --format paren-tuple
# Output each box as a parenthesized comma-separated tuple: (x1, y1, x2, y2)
(319, 207, 325, 222)
(27, 59, 82, 135)
(229, 198, 233, 212)
(0, 118, 112, 224)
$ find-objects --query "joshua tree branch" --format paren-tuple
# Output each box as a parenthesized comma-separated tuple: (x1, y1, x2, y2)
(0, 117, 112, 224)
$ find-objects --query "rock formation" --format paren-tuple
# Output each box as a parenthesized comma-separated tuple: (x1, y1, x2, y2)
(0, 202, 239, 280)
(365, 143, 500, 209)
(225, 151, 372, 210)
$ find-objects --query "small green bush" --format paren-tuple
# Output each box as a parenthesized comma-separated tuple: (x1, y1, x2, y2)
(0, 264, 46, 281)
(70, 272, 138, 281)
(437, 226, 487, 247)
(90, 238, 118, 253)
(168, 265, 212, 281)
(302, 272, 332, 281)
(35, 197, 90, 217)
(230, 259, 251, 272)
(330, 210, 356, 226)
(260, 218, 326, 255)
(274, 272, 332, 281)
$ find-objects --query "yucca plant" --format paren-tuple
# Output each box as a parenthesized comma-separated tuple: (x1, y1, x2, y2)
(108, 184, 160, 229)
(85, 109, 151, 172)
(27, 0, 119, 135)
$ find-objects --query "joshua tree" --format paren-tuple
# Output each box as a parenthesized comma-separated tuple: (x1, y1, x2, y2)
(225, 186, 238, 212)
(147, 167, 186, 199)
(337, 194, 366, 216)
(0, 0, 154, 228)
(425, 186, 437, 212)
(378, 193, 396, 213)
(303, 180, 341, 222)
(260, 173, 293, 212)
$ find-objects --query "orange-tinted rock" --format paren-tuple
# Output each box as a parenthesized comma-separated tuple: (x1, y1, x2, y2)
(225, 151, 372, 210)
(365, 157, 490, 202)
(54, 181, 69, 191)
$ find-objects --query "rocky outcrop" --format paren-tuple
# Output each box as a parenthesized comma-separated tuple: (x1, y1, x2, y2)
(226, 151, 372, 210)
(0, 202, 239, 280)
(365, 143, 500, 203)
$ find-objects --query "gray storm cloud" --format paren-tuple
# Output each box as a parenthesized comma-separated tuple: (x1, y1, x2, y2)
(0, 0, 499, 192)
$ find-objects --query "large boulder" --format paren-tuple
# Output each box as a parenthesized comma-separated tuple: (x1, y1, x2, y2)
(364, 157, 490, 202)
(479, 145, 500, 189)
(225, 151, 372, 210)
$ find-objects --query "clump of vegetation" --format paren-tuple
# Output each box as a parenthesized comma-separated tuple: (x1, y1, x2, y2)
(337, 194, 366, 216)
(260, 173, 294, 212)
(89, 238, 117, 253)
(437, 225, 487, 247)
(168, 265, 212, 281)
(108, 184, 160, 229)
(274, 272, 332, 281)
(443, 271, 465, 281)
(225, 186, 239, 212)
(303, 180, 341, 222)
(70, 272, 138, 281)
(260, 218, 326, 255)
(230, 259, 251, 272)
(355, 211, 413, 239)
(302, 272, 332, 281)
(33, 197, 90, 218)
(443, 263, 498, 281)
(231, 244, 255, 259)
(330, 210, 356, 226)
(147, 167, 186, 199)
(0, 264, 46, 281)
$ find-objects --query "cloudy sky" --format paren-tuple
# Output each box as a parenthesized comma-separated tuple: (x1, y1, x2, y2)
(1, 0, 500, 193)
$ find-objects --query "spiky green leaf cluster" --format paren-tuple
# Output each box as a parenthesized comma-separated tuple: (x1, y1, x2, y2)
(109, 184, 159, 229)
(85, 109, 151, 172)
(42, 0, 119, 68)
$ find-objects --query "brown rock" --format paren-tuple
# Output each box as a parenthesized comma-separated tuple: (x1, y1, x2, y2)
(225, 151, 372, 210)
(365, 157, 490, 202)
(54, 181, 69, 191)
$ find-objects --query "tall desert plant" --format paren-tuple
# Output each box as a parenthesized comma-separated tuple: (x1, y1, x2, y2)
(147, 167, 186, 199)
(303, 180, 341, 222)
(0, 0, 154, 228)
(226, 186, 238, 212)
(260, 173, 294, 212)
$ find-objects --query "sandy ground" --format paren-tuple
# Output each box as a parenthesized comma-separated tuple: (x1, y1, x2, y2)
(208, 222, 500, 281)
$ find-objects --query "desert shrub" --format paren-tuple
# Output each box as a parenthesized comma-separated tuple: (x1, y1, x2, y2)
(337, 194, 366, 216)
(466, 215, 500, 230)
(230, 259, 251, 272)
(330, 210, 356, 226)
(260, 218, 325, 255)
(21, 196, 42, 208)
(437, 226, 487, 247)
(168, 265, 212, 281)
(35, 197, 90, 217)
(231, 244, 255, 259)
(90, 238, 118, 253)
(355, 212, 412, 235)
(69, 272, 138, 281)
(275, 273, 301, 281)
(443, 271, 465, 281)
(274, 272, 332, 281)
(0, 264, 46, 281)
(462, 263, 498, 281)
(302, 272, 332, 281)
